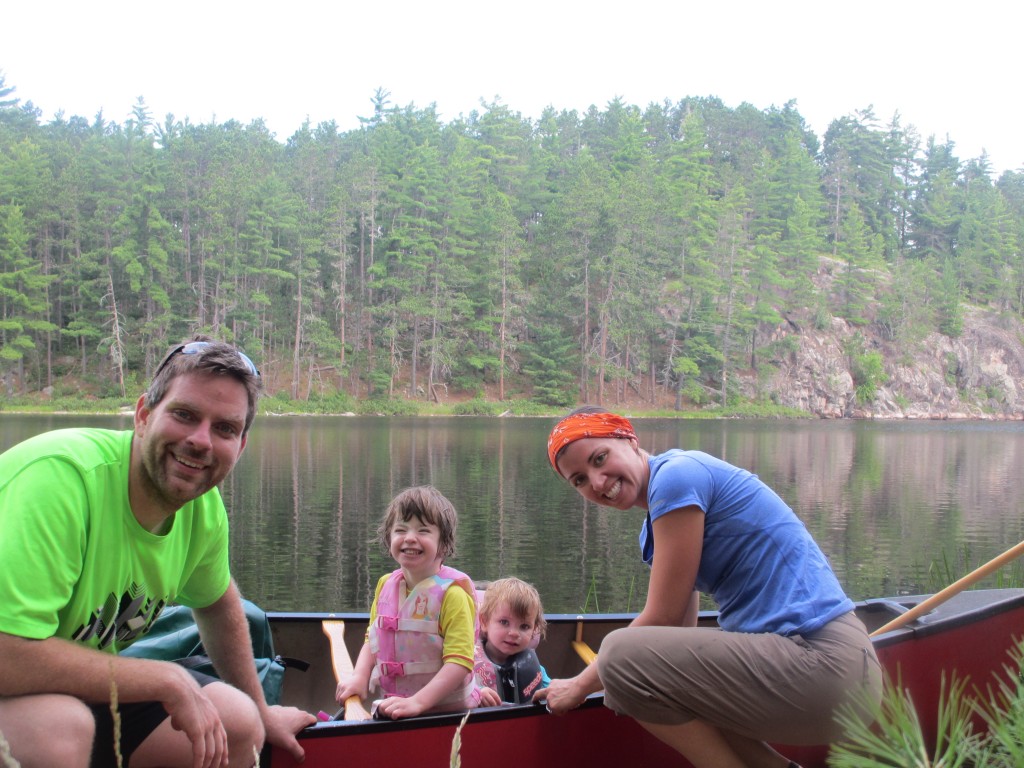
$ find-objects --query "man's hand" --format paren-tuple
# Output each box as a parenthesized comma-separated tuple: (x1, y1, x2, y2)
(162, 668, 230, 768)
(264, 705, 317, 763)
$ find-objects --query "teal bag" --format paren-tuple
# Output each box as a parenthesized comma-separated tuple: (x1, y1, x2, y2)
(120, 599, 300, 705)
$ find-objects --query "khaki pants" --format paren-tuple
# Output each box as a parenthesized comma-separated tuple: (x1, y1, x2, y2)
(599, 612, 882, 745)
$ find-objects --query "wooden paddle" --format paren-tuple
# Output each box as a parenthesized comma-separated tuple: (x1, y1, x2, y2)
(322, 618, 373, 720)
(572, 619, 597, 666)
(869, 538, 1024, 637)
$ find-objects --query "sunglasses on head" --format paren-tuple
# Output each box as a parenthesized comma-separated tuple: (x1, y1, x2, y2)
(153, 341, 261, 380)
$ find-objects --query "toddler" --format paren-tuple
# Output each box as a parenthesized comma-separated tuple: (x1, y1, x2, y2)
(475, 577, 550, 705)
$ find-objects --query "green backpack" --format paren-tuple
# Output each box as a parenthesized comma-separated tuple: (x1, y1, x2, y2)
(120, 599, 304, 705)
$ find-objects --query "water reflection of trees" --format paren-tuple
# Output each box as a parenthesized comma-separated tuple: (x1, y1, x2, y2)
(221, 418, 1024, 613)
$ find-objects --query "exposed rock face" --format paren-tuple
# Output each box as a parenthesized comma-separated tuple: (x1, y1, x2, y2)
(757, 307, 1024, 420)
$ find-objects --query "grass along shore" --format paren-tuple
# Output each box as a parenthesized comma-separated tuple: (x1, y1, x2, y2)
(0, 390, 814, 420)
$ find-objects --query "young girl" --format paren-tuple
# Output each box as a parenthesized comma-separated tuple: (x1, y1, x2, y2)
(335, 485, 482, 719)
(475, 577, 551, 705)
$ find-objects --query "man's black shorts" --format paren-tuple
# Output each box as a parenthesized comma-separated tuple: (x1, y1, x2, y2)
(89, 665, 218, 768)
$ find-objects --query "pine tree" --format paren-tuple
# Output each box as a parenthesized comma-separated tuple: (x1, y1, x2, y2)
(0, 205, 58, 391)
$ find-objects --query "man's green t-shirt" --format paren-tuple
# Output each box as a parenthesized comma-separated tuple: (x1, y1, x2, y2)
(0, 428, 231, 653)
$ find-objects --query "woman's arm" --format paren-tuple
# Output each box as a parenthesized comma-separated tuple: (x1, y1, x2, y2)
(635, 506, 704, 627)
(535, 506, 705, 714)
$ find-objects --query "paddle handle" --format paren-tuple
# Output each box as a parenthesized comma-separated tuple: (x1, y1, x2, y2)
(322, 619, 372, 720)
(869, 538, 1024, 637)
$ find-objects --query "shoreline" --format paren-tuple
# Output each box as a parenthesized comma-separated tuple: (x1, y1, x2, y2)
(3, 406, 1022, 422)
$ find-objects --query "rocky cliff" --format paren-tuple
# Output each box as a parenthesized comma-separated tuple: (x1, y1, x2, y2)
(757, 305, 1024, 420)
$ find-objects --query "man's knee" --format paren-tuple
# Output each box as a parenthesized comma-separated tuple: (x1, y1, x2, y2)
(206, 682, 265, 762)
(132, 683, 265, 768)
(0, 694, 95, 768)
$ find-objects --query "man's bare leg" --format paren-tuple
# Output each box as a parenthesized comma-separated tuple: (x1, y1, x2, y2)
(0, 694, 96, 768)
(129, 681, 264, 768)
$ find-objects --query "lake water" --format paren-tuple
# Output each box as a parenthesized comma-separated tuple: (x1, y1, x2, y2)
(4, 414, 1024, 614)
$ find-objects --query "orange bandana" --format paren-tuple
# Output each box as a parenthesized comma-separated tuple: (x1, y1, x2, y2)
(547, 412, 637, 472)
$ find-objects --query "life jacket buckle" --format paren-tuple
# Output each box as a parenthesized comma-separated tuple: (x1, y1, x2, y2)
(379, 660, 406, 676)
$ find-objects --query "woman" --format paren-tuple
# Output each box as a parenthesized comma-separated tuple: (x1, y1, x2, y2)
(534, 408, 882, 768)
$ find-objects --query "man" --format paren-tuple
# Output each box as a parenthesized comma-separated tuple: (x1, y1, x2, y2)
(0, 338, 316, 767)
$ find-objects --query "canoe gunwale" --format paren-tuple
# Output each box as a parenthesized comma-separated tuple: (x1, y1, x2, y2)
(861, 588, 1024, 647)
(269, 587, 1024, 647)
(298, 694, 606, 741)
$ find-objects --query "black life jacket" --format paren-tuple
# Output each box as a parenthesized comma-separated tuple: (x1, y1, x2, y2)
(492, 648, 545, 704)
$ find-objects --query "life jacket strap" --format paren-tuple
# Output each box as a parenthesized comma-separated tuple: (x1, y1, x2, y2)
(379, 659, 443, 677)
(374, 615, 439, 634)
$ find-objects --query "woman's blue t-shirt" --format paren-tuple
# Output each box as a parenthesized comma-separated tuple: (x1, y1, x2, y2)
(641, 449, 853, 635)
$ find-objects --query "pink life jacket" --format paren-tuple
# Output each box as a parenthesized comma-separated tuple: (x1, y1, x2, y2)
(369, 566, 481, 709)
(472, 588, 499, 694)
(473, 641, 499, 695)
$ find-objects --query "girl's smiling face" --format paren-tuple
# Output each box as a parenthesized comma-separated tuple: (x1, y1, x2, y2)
(555, 436, 650, 510)
(389, 514, 444, 583)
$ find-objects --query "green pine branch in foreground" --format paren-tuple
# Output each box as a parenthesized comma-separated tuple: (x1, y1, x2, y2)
(830, 637, 1024, 767)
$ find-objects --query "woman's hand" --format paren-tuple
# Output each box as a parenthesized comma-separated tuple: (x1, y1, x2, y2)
(532, 674, 590, 715)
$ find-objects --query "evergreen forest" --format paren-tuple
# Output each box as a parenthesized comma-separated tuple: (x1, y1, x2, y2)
(1, 73, 1022, 412)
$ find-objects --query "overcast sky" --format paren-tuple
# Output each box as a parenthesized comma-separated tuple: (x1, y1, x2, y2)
(4, 0, 1022, 175)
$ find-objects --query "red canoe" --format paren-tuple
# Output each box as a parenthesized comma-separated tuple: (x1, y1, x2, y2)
(265, 588, 1024, 767)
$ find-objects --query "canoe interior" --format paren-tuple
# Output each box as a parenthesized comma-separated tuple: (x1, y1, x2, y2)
(265, 588, 1024, 768)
